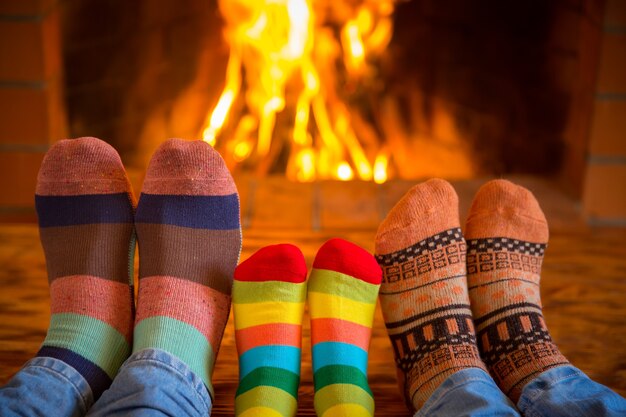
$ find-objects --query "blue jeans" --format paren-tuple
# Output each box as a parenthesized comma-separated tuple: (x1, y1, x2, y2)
(0, 349, 212, 417)
(416, 366, 626, 417)
(2, 355, 625, 417)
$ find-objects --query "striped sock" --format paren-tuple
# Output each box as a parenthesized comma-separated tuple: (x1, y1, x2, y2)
(374, 179, 487, 412)
(133, 139, 242, 400)
(35, 137, 136, 400)
(465, 179, 569, 402)
(233, 244, 308, 417)
(309, 239, 382, 417)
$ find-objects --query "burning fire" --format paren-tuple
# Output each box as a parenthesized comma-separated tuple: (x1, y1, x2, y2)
(202, 0, 395, 182)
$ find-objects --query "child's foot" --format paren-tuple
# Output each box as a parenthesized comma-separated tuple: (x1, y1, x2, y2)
(233, 244, 307, 417)
(309, 239, 382, 417)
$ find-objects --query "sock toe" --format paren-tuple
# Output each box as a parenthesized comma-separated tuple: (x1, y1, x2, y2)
(465, 179, 548, 242)
(313, 238, 381, 285)
(375, 178, 459, 255)
(36, 137, 133, 198)
(142, 138, 237, 196)
(235, 244, 307, 283)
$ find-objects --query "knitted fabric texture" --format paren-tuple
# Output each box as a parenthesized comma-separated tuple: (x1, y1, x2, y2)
(465, 179, 569, 402)
(309, 238, 382, 417)
(133, 139, 242, 399)
(233, 244, 308, 417)
(375, 179, 486, 412)
(35, 137, 136, 400)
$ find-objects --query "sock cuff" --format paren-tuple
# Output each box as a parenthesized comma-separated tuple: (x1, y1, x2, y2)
(235, 244, 307, 283)
(313, 239, 382, 285)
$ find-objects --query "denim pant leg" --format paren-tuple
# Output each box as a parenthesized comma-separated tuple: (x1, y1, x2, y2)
(415, 368, 521, 417)
(518, 365, 626, 417)
(0, 357, 92, 417)
(87, 348, 212, 417)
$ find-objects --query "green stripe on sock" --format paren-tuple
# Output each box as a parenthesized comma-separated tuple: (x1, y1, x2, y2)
(314, 383, 374, 416)
(236, 367, 300, 397)
(233, 280, 307, 304)
(313, 365, 372, 396)
(43, 313, 130, 379)
(308, 269, 379, 304)
(236, 385, 298, 416)
(134, 316, 215, 396)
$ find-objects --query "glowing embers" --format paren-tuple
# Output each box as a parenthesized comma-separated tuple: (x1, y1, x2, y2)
(202, 0, 395, 182)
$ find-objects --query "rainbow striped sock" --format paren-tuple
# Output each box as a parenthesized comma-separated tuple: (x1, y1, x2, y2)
(35, 137, 136, 400)
(133, 139, 242, 400)
(233, 244, 307, 417)
(309, 239, 382, 417)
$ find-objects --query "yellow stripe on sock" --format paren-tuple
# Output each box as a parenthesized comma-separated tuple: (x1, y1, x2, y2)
(321, 403, 373, 417)
(308, 292, 376, 327)
(235, 385, 298, 416)
(239, 406, 284, 417)
(234, 301, 305, 330)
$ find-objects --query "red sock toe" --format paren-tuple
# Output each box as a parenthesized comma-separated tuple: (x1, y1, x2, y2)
(312, 238, 382, 285)
(235, 244, 307, 283)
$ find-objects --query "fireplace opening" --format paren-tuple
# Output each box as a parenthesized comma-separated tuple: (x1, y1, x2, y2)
(2, 0, 623, 224)
(60, 0, 581, 183)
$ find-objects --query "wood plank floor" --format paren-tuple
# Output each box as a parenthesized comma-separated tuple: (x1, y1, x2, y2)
(1, 176, 625, 416)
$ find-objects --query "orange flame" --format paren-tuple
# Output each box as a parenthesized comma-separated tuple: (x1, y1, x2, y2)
(204, 0, 396, 182)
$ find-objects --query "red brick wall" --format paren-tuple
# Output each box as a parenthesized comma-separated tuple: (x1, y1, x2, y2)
(583, 0, 626, 223)
(556, 0, 605, 198)
(0, 0, 67, 222)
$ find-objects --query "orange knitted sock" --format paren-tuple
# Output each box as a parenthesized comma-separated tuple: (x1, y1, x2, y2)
(375, 179, 486, 412)
(465, 179, 569, 403)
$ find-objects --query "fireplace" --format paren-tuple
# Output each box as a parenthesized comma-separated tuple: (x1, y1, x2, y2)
(61, 0, 586, 182)
(0, 0, 624, 223)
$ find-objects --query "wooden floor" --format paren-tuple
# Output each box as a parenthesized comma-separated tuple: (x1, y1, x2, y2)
(1, 176, 625, 415)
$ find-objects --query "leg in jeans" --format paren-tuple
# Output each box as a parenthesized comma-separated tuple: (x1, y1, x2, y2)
(518, 364, 626, 417)
(374, 179, 519, 416)
(415, 368, 520, 417)
(465, 179, 626, 417)
(0, 357, 92, 417)
(0, 137, 136, 416)
(88, 139, 242, 416)
(86, 349, 212, 417)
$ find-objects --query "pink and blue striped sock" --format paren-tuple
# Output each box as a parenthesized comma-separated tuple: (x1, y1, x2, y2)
(35, 137, 136, 400)
(133, 138, 242, 400)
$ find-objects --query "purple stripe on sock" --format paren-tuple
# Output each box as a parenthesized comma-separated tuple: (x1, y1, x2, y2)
(36, 194, 133, 227)
(135, 193, 240, 230)
(37, 346, 112, 400)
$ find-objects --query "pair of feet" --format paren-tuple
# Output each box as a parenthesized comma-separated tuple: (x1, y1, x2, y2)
(375, 179, 569, 411)
(36, 137, 241, 400)
(232, 239, 382, 417)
